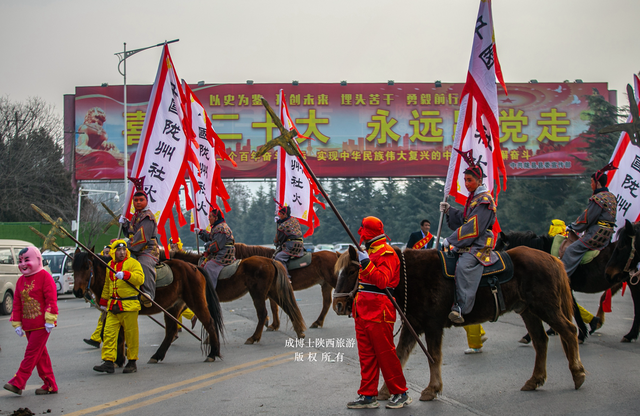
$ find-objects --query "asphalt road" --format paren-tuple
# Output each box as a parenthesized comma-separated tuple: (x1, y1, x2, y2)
(1, 286, 639, 416)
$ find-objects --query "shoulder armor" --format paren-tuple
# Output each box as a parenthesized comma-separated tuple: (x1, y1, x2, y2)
(590, 191, 617, 218)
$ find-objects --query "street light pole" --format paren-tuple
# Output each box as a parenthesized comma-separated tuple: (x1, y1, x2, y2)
(115, 39, 179, 208)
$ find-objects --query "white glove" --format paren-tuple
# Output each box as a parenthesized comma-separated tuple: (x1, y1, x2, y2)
(440, 202, 450, 213)
(44, 323, 55, 333)
(119, 215, 127, 224)
(357, 250, 369, 262)
(194, 228, 200, 233)
(274, 216, 279, 223)
(442, 239, 450, 249)
(115, 271, 125, 280)
(99, 306, 107, 313)
(15, 326, 24, 337)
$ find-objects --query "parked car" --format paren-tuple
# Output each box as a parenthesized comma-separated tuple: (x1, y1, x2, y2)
(333, 243, 351, 254)
(42, 249, 75, 295)
(390, 242, 407, 251)
(314, 244, 335, 252)
(303, 243, 315, 253)
(0, 240, 36, 314)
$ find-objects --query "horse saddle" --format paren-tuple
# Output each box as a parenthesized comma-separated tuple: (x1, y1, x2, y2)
(551, 234, 599, 264)
(438, 250, 514, 322)
(155, 263, 174, 288)
(219, 259, 241, 281)
(438, 250, 514, 285)
(288, 252, 312, 271)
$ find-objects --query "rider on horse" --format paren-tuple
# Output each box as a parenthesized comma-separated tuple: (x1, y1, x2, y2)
(563, 163, 618, 278)
(440, 150, 498, 324)
(273, 205, 304, 279)
(197, 207, 236, 289)
(119, 177, 158, 307)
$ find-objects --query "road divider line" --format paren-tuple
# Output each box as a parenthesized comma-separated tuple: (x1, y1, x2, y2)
(97, 358, 291, 416)
(62, 352, 291, 416)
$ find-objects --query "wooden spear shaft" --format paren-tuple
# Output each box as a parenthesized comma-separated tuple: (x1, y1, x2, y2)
(291, 150, 435, 364)
(31, 204, 201, 342)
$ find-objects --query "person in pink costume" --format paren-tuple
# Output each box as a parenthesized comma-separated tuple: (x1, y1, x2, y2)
(4, 246, 59, 395)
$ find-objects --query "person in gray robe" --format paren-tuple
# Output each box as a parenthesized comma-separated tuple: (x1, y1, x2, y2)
(440, 151, 498, 324)
(273, 206, 304, 278)
(563, 164, 618, 278)
(198, 207, 235, 289)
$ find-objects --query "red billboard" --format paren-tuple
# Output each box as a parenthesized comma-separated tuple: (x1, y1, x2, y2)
(70, 82, 611, 180)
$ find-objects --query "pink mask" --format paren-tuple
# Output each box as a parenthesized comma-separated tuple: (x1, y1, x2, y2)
(18, 246, 43, 276)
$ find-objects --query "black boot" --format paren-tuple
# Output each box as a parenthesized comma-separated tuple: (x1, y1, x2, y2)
(123, 360, 137, 374)
(93, 360, 115, 373)
(83, 338, 101, 348)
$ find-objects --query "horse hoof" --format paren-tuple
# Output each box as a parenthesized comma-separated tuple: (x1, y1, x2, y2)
(267, 325, 277, 332)
(310, 322, 322, 329)
(520, 379, 543, 391)
(573, 373, 586, 390)
(621, 337, 632, 343)
(245, 338, 257, 345)
(148, 358, 158, 364)
(204, 357, 215, 363)
(296, 333, 306, 339)
(419, 389, 437, 401)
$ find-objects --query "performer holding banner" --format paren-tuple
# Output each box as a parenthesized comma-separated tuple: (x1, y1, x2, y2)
(120, 177, 158, 307)
(198, 207, 236, 289)
(440, 151, 498, 324)
(407, 219, 434, 249)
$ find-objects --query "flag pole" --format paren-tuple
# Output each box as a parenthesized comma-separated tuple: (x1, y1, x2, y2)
(434, 193, 449, 250)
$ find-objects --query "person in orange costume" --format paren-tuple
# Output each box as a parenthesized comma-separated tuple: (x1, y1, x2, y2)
(347, 216, 412, 410)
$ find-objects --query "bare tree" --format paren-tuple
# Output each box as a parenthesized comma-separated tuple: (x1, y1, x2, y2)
(0, 96, 74, 222)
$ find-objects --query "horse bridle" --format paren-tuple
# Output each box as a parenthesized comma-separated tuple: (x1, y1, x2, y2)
(622, 235, 639, 285)
(332, 260, 361, 300)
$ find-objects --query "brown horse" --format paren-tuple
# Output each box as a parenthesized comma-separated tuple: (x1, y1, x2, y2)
(72, 249, 224, 363)
(171, 250, 306, 344)
(332, 246, 585, 401)
(232, 244, 339, 330)
(496, 230, 631, 340)
(605, 220, 640, 342)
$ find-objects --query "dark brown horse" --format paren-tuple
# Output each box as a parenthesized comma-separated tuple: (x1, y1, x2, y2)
(332, 246, 585, 401)
(171, 250, 306, 344)
(605, 220, 640, 341)
(496, 230, 632, 339)
(232, 244, 339, 330)
(72, 249, 224, 363)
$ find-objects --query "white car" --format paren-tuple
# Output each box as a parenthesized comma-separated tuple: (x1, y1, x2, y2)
(42, 250, 75, 295)
(314, 244, 335, 252)
(333, 243, 352, 254)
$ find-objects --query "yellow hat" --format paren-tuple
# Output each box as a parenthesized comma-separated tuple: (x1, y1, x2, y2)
(548, 219, 568, 237)
(109, 239, 131, 261)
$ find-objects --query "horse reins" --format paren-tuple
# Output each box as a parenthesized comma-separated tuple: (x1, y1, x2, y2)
(393, 252, 407, 338)
(623, 235, 639, 285)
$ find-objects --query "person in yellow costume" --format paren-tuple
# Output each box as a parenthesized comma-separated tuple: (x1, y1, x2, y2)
(92, 240, 144, 374)
(464, 325, 487, 354)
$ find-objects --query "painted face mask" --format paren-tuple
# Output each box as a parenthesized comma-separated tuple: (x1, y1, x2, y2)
(18, 246, 44, 276)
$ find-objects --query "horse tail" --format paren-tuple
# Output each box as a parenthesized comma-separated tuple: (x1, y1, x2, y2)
(272, 260, 306, 333)
(554, 257, 575, 321)
(199, 266, 225, 357)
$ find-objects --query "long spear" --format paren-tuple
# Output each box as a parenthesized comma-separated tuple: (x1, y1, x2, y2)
(256, 97, 434, 364)
(31, 204, 201, 342)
